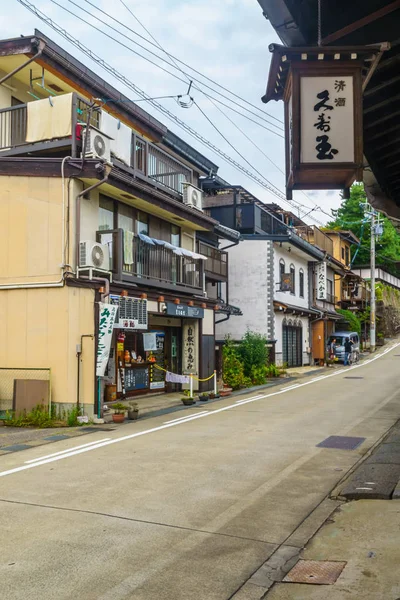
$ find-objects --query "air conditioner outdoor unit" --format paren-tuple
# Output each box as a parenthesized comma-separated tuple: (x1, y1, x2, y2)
(183, 183, 203, 212)
(83, 128, 111, 162)
(79, 241, 110, 271)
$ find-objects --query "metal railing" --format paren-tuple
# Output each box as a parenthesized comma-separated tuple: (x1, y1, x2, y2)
(147, 142, 192, 194)
(198, 242, 228, 279)
(326, 293, 337, 304)
(0, 104, 27, 149)
(97, 229, 203, 290)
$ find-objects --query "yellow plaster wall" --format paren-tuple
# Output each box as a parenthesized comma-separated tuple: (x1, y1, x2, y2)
(0, 176, 67, 284)
(0, 285, 95, 411)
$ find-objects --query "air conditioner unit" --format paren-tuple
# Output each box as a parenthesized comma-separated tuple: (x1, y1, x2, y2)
(183, 183, 203, 212)
(83, 128, 111, 162)
(79, 241, 110, 271)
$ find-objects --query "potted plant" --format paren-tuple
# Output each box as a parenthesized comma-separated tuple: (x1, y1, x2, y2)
(181, 396, 195, 406)
(219, 387, 232, 397)
(127, 401, 139, 420)
(199, 392, 209, 402)
(111, 402, 128, 423)
(209, 392, 219, 400)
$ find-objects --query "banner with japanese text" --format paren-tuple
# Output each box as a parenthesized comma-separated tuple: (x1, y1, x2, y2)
(96, 303, 118, 377)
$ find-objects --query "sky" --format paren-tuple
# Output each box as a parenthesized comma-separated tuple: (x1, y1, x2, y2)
(0, 0, 344, 225)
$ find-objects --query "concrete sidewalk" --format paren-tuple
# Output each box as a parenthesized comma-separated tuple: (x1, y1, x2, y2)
(267, 500, 400, 599)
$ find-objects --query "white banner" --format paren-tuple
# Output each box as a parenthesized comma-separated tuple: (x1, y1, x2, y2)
(316, 262, 327, 300)
(96, 303, 118, 377)
(300, 76, 354, 164)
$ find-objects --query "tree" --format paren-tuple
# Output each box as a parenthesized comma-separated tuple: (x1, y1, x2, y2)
(325, 184, 400, 273)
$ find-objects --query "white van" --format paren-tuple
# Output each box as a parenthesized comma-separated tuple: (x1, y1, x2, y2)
(328, 331, 360, 363)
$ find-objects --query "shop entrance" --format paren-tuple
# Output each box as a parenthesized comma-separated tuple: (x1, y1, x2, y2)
(282, 318, 303, 367)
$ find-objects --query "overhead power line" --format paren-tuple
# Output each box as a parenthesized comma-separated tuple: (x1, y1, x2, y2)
(55, 0, 283, 136)
(83, 0, 283, 126)
(16, 0, 328, 223)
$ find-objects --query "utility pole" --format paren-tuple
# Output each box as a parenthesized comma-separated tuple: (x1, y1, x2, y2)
(370, 211, 376, 353)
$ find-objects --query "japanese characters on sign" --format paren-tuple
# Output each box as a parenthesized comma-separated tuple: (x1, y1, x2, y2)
(300, 76, 354, 164)
(182, 320, 198, 375)
(96, 303, 118, 377)
(316, 262, 327, 301)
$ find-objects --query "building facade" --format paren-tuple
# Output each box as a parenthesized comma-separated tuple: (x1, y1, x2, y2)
(0, 32, 235, 416)
(203, 182, 342, 367)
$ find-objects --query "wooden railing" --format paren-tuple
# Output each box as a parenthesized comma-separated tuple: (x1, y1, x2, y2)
(296, 225, 334, 255)
(97, 229, 204, 292)
(197, 242, 228, 280)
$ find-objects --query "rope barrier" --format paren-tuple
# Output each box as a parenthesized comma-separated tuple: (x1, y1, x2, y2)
(152, 363, 216, 382)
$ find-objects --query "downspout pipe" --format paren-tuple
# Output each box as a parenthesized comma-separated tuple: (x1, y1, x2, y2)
(0, 39, 45, 86)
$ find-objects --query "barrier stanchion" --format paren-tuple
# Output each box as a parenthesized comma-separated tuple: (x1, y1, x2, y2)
(189, 373, 194, 398)
(214, 370, 218, 395)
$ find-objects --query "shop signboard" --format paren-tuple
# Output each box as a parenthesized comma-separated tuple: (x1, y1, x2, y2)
(182, 320, 198, 375)
(280, 273, 292, 292)
(316, 261, 327, 300)
(166, 302, 204, 319)
(96, 303, 118, 377)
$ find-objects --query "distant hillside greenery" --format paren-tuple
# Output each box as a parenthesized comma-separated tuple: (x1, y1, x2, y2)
(324, 184, 400, 272)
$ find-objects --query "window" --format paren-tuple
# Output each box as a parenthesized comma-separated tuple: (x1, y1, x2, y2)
(280, 259, 285, 283)
(118, 203, 134, 233)
(327, 279, 333, 300)
(99, 195, 114, 231)
(341, 246, 345, 260)
(136, 211, 149, 235)
(345, 246, 350, 266)
(299, 269, 304, 298)
(171, 224, 180, 247)
(290, 264, 295, 294)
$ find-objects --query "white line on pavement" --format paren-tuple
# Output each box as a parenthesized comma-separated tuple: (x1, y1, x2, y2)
(25, 438, 112, 464)
(164, 411, 208, 424)
(235, 395, 263, 404)
(1, 342, 399, 479)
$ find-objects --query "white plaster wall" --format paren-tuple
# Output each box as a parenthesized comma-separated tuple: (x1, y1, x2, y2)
(80, 189, 99, 242)
(216, 240, 272, 341)
(274, 243, 309, 308)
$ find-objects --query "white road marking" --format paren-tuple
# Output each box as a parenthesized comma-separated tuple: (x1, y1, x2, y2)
(25, 439, 111, 464)
(356, 487, 373, 490)
(164, 411, 208, 424)
(282, 385, 300, 391)
(1, 342, 399, 479)
(235, 395, 263, 404)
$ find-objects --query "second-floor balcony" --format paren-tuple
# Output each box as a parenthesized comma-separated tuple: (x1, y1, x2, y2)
(97, 229, 204, 293)
(0, 93, 192, 199)
(341, 282, 370, 303)
(296, 226, 334, 256)
(197, 242, 228, 281)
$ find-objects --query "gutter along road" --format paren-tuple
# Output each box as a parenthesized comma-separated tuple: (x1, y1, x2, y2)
(1, 344, 399, 599)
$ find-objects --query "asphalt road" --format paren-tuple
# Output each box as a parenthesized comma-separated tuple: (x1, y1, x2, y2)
(1, 343, 400, 600)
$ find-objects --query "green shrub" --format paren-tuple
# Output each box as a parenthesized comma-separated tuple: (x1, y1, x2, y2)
(222, 336, 246, 390)
(336, 309, 361, 334)
(238, 330, 269, 378)
(266, 364, 280, 378)
(250, 364, 268, 385)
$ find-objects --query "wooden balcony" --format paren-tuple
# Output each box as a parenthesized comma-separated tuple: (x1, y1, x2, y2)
(296, 225, 334, 255)
(97, 229, 204, 293)
(341, 283, 370, 304)
(197, 242, 228, 281)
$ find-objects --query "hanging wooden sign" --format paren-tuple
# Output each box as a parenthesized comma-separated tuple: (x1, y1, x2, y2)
(262, 45, 383, 199)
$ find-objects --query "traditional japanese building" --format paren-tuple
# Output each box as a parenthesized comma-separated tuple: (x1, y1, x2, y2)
(0, 31, 238, 416)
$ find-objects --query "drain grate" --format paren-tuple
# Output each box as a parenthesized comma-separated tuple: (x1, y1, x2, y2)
(283, 560, 346, 585)
(2, 444, 33, 452)
(317, 435, 366, 450)
(344, 376, 364, 379)
(44, 434, 71, 441)
(80, 427, 116, 432)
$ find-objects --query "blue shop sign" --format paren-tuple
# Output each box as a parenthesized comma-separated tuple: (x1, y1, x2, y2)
(166, 302, 204, 319)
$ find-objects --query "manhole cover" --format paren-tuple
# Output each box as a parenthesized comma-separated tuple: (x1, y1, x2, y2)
(283, 560, 347, 585)
(344, 377, 364, 379)
(317, 435, 366, 450)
